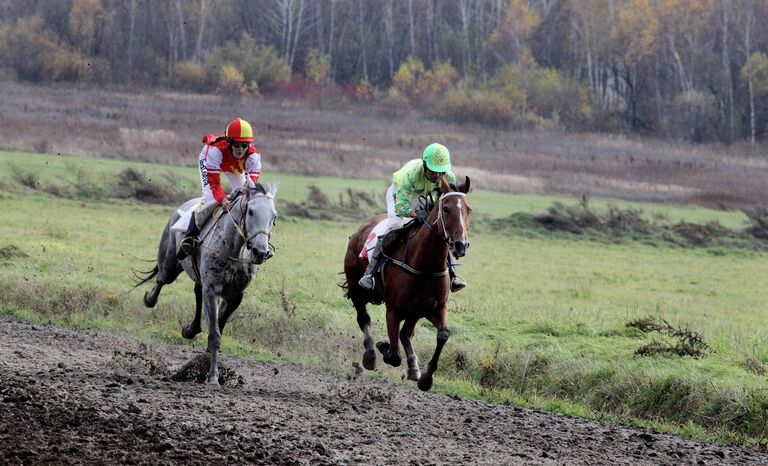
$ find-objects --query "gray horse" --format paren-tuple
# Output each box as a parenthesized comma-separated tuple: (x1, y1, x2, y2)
(135, 179, 278, 384)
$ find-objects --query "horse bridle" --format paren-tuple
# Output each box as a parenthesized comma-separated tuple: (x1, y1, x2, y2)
(381, 191, 468, 278)
(423, 192, 467, 245)
(226, 192, 275, 253)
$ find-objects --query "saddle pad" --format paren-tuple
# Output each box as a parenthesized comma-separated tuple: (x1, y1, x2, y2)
(170, 202, 204, 233)
(359, 216, 405, 260)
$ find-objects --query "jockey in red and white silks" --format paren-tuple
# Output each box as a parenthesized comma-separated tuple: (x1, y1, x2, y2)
(177, 118, 263, 260)
(198, 135, 261, 203)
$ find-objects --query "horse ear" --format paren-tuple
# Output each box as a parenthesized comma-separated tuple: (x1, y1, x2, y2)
(270, 180, 280, 196)
(458, 176, 471, 194)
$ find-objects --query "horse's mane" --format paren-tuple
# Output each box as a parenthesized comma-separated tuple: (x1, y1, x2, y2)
(250, 182, 268, 195)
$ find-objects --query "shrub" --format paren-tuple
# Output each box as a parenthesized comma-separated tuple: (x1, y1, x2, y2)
(668, 90, 719, 142)
(216, 65, 246, 97)
(305, 48, 331, 85)
(528, 68, 592, 129)
(172, 60, 210, 92)
(391, 57, 458, 106)
(205, 32, 290, 93)
(439, 89, 519, 128)
(392, 56, 426, 102)
(113, 168, 188, 205)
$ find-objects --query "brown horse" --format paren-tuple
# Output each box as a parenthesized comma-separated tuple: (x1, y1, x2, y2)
(343, 176, 471, 391)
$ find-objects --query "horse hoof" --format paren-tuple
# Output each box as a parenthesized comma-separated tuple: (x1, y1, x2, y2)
(181, 325, 201, 340)
(375, 341, 390, 355)
(385, 355, 401, 368)
(143, 291, 158, 308)
(417, 375, 433, 392)
(407, 369, 421, 381)
(362, 350, 377, 370)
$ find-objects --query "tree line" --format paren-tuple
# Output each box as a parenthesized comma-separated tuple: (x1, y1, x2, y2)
(1, 0, 767, 144)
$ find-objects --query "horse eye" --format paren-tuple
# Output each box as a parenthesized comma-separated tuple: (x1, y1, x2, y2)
(442, 206, 449, 214)
(248, 209, 254, 215)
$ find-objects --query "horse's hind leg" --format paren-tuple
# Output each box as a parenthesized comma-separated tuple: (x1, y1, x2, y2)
(143, 263, 183, 307)
(144, 222, 184, 308)
(218, 292, 243, 335)
(182, 283, 203, 339)
(399, 318, 420, 381)
(353, 297, 377, 370)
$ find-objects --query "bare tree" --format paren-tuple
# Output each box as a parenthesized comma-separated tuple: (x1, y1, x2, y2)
(193, 0, 212, 64)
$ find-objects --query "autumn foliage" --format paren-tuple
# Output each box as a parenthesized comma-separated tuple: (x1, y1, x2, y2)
(0, 0, 767, 142)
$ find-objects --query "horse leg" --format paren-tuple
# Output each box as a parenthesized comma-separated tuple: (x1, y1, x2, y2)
(203, 289, 221, 385)
(417, 308, 450, 392)
(353, 297, 377, 370)
(376, 306, 401, 367)
(218, 292, 243, 335)
(181, 283, 203, 339)
(144, 223, 183, 307)
(399, 318, 421, 381)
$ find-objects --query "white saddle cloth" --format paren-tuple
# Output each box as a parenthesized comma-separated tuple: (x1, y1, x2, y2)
(359, 216, 408, 260)
(170, 202, 204, 233)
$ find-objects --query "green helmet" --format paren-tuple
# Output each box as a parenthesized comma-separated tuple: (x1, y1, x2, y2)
(422, 143, 451, 173)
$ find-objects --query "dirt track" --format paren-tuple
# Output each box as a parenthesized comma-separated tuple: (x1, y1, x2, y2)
(1, 316, 766, 465)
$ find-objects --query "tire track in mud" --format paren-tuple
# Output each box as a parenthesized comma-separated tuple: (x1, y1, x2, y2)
(0, 316, 765, 465)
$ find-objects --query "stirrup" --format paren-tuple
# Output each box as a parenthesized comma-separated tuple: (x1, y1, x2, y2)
(177, 236, 198, 260)
(450, 276, 467, 293)
(358, 275, 375, 291)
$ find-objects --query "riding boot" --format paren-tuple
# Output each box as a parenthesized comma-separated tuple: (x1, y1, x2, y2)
(358, 241, 382, 291)
(448, 253, 467, 292)
(177, 216, 200, 260)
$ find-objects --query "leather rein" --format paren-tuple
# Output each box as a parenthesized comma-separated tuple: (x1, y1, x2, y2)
(381, 192, 466, 278)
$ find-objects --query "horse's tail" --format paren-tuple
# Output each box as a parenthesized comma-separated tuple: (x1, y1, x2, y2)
(338, 272, 350, 297)
(131, 264, 159, 291)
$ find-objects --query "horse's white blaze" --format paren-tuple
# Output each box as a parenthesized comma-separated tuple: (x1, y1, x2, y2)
(456, 198, 468, 242)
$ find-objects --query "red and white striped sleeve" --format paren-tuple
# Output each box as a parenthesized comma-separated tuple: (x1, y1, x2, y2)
(245, 150, 261, 183)
(205, 146, 227, 203)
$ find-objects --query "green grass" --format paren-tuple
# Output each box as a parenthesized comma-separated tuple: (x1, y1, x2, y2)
(1, 150, 767, 446)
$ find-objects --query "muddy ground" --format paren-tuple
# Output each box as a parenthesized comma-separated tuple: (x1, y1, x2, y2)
(1, 316, 766, 465)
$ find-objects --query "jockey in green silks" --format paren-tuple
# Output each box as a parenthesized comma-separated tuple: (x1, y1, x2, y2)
(358, 143, 467, 292)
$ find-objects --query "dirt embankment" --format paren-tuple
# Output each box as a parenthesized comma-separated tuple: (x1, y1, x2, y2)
(0, 316, 765, 465)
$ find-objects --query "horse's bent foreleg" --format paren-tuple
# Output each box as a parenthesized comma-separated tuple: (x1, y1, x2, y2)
(218, 292, 243, 335)
(418, 311, 450, 392)
(182, 283, 203, 339)
(399, 319, 420, 381)
(353, 298, 377, 370)
(203, 290, 221, 385)
(377, 306, 401, 367)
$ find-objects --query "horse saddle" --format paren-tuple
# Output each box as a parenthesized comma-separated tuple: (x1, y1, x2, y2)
(380, 218, 420, 255)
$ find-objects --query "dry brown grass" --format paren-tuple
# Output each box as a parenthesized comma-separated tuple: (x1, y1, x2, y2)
(3, 81, 768, 207)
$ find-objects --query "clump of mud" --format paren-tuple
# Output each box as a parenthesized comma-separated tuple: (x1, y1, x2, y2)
(171, 353, 244, 386)
(108, 343, 170, 377)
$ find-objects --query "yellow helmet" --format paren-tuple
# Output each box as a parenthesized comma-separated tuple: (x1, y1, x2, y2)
(225, 118, 254, 142)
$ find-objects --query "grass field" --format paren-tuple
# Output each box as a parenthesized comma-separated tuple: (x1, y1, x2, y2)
(1, 150, 767, 446)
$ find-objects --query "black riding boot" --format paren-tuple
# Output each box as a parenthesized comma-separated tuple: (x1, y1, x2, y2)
(358, 241, 382, 291)
(448, 253, 467, 292)
(177, 216, 200, 260)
